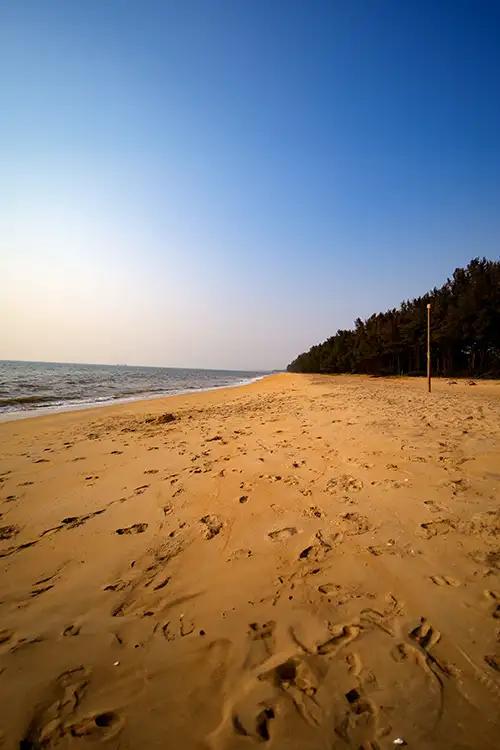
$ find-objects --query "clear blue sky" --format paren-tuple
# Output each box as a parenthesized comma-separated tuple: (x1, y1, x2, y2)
(1, 1, 499, 370)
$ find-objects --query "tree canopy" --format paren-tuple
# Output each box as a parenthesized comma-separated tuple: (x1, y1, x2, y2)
(287, 258, 500, 377)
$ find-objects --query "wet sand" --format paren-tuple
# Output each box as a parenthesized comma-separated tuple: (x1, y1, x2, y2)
(0, 373, 499, 749)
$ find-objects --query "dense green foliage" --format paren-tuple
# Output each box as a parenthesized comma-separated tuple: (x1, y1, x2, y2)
(287, 258, 500, 377)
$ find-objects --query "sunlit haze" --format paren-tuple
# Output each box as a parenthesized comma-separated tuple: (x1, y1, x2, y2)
(1, 1, 499, 370)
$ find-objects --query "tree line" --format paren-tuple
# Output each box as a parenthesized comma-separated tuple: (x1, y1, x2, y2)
(287, 258, 500, 377)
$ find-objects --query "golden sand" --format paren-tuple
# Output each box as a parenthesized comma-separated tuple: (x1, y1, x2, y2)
(0, 373, 499, 748)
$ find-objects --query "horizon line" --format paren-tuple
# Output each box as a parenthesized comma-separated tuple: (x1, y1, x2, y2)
(0, 358, 273, 374)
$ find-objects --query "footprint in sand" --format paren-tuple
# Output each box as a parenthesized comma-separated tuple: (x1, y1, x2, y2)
(316, 624, 360, 656)
(0, 629, 14, 650)
(268, 527, 298, 541)
(33, 571, 59, 587)
(423, 499, 446, 514)
(0, 539, 39, 559)
(390, 637, 445, 708)
(418, 518, 456, 538)
(66, 710, 123, 741)
(115, 523, 148, 535)
(484, 655, 499, 672)
(463, 510, 500, 540)
(469, 549, 500, 570)
(227, 548, 252, 561)
(336, 512, 371, 536)
(326, 475, 363, 494)
(0, 524, 20, 541)
(447, 478, 470, 496)
(18, 667, 123, 748)
(103, 580, 129, 591)
(371, 478, 410, 489)
(303, 505, 324, 519)
(258, 657, 322, 726)
(161, 614, 196, 641)
(318, 583, 341, 595)
(409, 617, 441, 650)
(30, 584, 54, 598)
(367, 540, 402, 556)
(430, 575, 461, 587)
(40, 510, 106, 538)
(200, 515, 223, 539)
(62, 623, 81, 637)
(334, 690, 379, 748)
(9, 635, 44, 653)
(232, 707, 276, 743)
(297, 530, 342, 563)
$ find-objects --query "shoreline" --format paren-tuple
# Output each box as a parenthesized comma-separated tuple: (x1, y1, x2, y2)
(2, 370, 497, 425)
(0, 373, 270, 424)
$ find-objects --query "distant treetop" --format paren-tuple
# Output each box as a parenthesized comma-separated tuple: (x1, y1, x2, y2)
(287, 258, 500, 378)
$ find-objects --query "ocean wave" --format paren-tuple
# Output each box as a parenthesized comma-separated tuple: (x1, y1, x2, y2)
(0, 395, 60, 407)
(9, 382, 42, 390)
(110, 387, 170, 399)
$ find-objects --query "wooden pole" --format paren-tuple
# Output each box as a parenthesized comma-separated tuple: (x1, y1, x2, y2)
(427, 303, 431, 393)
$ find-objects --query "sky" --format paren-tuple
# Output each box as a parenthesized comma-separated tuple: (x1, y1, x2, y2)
(1, 1, 499, 371)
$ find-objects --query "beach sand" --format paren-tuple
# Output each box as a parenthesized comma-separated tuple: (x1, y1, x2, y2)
(0, 373, 499, 749)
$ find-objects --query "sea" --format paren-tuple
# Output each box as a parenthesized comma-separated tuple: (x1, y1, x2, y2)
(0, 361, 267, 420)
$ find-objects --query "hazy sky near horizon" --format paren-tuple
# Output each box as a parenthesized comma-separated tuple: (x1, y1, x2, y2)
(1, 1, 499, 371)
